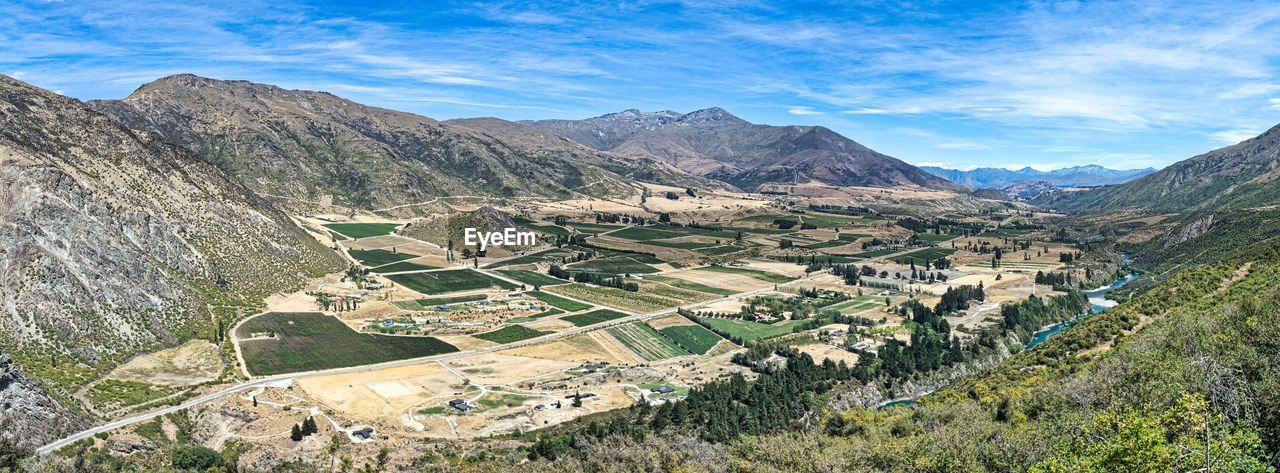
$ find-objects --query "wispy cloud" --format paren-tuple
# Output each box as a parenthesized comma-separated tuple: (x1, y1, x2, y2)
(787, 106, 821, 115)
(1, 0, 1278, 169)
(1211, 128, 1263, 145)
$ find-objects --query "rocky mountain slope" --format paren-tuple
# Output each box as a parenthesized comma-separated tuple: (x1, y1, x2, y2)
(1041, 124, 1280, 213)
(400, 205, 534, 258)
(921, 164, 1154, 188)
(999, 180, 1058, 200)
(0, 74, 342, 445)
(523, 109, 963, 192)
(89, 76, 704, 213)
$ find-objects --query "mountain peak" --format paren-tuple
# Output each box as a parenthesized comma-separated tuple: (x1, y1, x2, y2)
(677, 107, 745, 124)
(525, 106, 960, 192)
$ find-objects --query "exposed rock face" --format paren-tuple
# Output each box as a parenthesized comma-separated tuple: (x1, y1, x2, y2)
(0, 353, 81, 448)
(1000, 180, 1058, 200)
(89, 75, 706, 212)
(0, 74, 343, 441)
(523, 108, 965, 192)
(1164, 214, 1217, 246)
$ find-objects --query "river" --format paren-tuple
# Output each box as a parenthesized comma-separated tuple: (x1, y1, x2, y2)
(1026, 256, 1139, 349)
(876, 255, 1139, 408)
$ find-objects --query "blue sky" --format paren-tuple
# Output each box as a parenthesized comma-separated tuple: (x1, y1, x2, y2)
(4, 1, 1280, 171)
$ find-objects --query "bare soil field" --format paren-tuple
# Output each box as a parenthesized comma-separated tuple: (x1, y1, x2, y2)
(502, 333, 643, 365)
(647, 314, 698, 330)
(342, 234, 416, 251)
(107, 340, 223, 385)
(433, 335, 498, 351)
(737, 258, 811, 278)
(663, 268, 772, 293)
(444, 352, 579, 385)
(587, 332, 648, 365)
(795, 343, 860, 365)
(699, 298, 746, 314)
(296, 363, 462, 420)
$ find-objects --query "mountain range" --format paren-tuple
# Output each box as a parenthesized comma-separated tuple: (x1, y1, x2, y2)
(522, 109, 964, 192)
(1040, 125, 1280, 213)
(87, 75, 707, 213)
(920, 165, 1155, 189)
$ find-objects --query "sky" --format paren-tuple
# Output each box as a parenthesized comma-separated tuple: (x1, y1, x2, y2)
(4, 1, 1280, 171)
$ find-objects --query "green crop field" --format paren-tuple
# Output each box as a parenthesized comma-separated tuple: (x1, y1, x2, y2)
(323, 223, 400, 239)
(658, 323, 723, 354)
(473, 324, 548, 344)
(656, 225, 739, 239)
(799, 213, 862, 228)
(348, 249, 415, 266)
(696, 317, 806, 343)
(607, 323, 689, 360)
(496, 269, 570, 287)
(549, 283, 696, 313)
(392, 294, 487, 311)
(890, 248, 957, 264)
(372, 261, 438, 273)
(562, 309, 629, 327)
(236, 312, 457, 375)
(507, 308, 564, 323)
(528, 290, 592, 311)
(694, 245, 749, 256)
(913, 232, 960, 243)
(645, 275, 736, 296)
(521, 223, 571, 236)
(828, 296, 883, 314)
(569, 222, 625, 234)
(584, 247, 664, 264)
(734, 214, 790, 223)
(474, 390, 540, 410)
(484, 248, 574, 268)
(567, 256, 659, 275)
(805, 240, 853, 250)
(608, 226, 683, 240)
(693, 265, 795, 283)
(807, 234, 869, 250)
(853, 248, 901, 258)
(387, 269, 516, 295)
(641, 240, 717, 249)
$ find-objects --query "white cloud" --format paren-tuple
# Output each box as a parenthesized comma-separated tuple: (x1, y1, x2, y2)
(1211, 129, 1262, 145)
(1270, 97, 1280, 109)
(787, 106, 821, 115)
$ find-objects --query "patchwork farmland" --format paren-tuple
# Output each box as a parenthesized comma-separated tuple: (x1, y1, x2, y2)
(657, 323, 723, 355)
(473, 325, 548, 344)
(562, 309, 630, 327)
(323, 222, 401, 239)
(605, 323, 689, 360)
(388, 269, 516, 295)
(236, 312, 458, 375)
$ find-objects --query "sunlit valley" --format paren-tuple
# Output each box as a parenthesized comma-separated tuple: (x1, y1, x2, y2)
(3, 2, 1280, 472)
